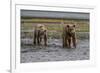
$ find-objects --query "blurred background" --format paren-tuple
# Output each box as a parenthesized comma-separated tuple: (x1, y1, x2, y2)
(21, 17, 89, 40)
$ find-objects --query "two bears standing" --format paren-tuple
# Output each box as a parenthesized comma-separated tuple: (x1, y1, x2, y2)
(33, 24, 76, 48)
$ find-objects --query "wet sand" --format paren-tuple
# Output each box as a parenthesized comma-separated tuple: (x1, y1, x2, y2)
(21, 39, 89, 63)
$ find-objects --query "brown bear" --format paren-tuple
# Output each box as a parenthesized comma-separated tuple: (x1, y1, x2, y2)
(33, 24, 47, 46)
(62, 24, 76, 48)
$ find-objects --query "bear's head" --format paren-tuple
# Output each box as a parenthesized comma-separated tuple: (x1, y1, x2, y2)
(65, 24, 76, 34)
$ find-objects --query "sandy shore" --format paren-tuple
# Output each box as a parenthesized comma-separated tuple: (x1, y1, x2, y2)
(21, 38, 89, 63)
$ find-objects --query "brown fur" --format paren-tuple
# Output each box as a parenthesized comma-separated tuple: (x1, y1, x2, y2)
(63, 24, 76, 48)
(33, 24, 47, 46)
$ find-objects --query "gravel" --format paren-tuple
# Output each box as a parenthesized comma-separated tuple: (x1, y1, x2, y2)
(21, 39, 89, 63)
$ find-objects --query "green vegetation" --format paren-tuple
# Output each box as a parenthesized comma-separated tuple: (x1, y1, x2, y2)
(21, 18, 89, 32)
(21, 18, 89, 39)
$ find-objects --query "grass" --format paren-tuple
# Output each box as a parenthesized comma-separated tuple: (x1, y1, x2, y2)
(21, 18, 89, 39)
(21, 18, 89, 32)
(21, 23, 89, 32)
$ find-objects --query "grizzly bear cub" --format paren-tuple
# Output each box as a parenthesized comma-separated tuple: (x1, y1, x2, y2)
(62, 24, 76, 48)
(33, 24, 47, 46)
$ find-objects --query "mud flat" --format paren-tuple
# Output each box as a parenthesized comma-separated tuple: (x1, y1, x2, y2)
(21, 39, 89, 63)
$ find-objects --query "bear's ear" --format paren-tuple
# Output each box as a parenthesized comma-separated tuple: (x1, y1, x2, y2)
(66, 25, 69, 27)
(73, 24, 75, 27)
